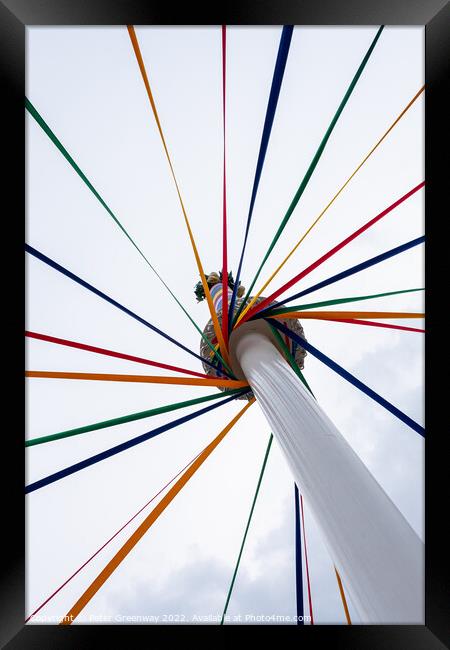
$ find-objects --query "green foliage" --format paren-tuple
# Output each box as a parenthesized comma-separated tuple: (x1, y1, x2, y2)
(194, 271, 240, 302)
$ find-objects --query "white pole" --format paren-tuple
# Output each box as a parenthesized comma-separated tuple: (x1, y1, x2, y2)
(232, 327, 423, 623)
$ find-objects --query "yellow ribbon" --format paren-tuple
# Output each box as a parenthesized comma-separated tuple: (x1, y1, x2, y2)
(235, 86, 425, 326)
(25, 370, 247, 389)
(127, 26, 231, 367)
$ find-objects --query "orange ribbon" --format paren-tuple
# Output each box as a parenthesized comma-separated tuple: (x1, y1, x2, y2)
(235, 86, 425, 325)
(127, 26, 230, 367)
(60, 398, 254, 624)
(25, 370, 247, 389)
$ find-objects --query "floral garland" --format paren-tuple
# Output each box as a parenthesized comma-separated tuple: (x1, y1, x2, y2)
(194, 271, 244, 303)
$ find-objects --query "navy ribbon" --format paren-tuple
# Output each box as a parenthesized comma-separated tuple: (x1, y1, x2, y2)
(254, 236, 425, 317)
(267, 319, 425, 437)
(228, 26, 294, 331)
(25, 389, 247, 494)
(294, 484, 304, 625)
(25, 243, 228, 377)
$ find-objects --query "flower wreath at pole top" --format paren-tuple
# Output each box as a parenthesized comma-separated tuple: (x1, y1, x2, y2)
(194, 271, 245, 303)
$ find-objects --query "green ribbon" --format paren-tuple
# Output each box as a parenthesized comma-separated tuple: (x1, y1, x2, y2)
(261, 287, 424, 317)
(233, 26, 384, 326)
(25, 389, 243, 447)
(25, 97, 234, 377)
(220, 325, 317, 623)
(268, 324, 314, 397)
(220, 433, 273, 625)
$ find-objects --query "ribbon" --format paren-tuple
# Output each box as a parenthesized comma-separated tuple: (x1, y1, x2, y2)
(300, 494, 314, 624)
(268, 323, 314, 394)
(228, 26, 294, 331)
(317, 318, 425, 333)
(26, 370, 246, 389)
(335, 568, 352, 625)
(220, 433, 273, 624)
(267, 319, 425, 437)
(221, 25, 229, 347)
(294, 485, 304, 625)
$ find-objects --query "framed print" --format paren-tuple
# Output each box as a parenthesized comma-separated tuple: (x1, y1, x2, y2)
(1, 0, 449, 647)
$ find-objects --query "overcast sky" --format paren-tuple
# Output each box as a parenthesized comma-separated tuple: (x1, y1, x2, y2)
(26, 25, 424, 625)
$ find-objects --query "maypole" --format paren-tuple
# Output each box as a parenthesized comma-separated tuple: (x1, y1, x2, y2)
(25, 24, 426, 626)
(197, 276, 424, 622)
(230, 319, 423, 623)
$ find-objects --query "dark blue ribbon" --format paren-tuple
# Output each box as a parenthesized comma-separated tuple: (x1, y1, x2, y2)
(255, 236, 425, 317)
(294, 484, 304, 625)
(25, 389, 247, 494)
(228, 26, 294, 332)
(267, 319, 425, 437)
(25, 243, 228, 377)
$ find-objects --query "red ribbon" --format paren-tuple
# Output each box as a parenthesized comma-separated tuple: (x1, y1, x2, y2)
(25, 331, 211, 379)
(239, 181, 425, 325)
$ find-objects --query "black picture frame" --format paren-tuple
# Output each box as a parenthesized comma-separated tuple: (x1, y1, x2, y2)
(1, 0, 448, 647)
